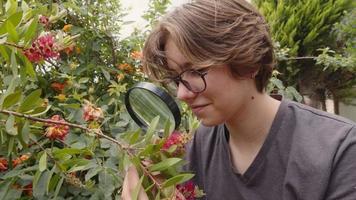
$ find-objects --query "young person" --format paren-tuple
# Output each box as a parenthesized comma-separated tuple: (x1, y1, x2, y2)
(122, 0, 356, 199)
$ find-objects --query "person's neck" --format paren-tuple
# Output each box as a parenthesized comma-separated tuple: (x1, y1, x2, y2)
(225, 93, 281, 148)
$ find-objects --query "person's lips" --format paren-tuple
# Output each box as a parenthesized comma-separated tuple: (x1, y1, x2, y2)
(190, 104, 209, 114)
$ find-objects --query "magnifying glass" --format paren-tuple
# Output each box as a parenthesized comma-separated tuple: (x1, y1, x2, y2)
(125, 82, 181, 132)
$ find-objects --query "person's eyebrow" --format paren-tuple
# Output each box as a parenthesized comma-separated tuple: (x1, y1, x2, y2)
(166, 56, 193, 72)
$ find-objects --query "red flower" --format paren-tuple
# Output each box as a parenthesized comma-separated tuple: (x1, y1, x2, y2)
(45, 115, 69, 140)
(176, 181, 196, 200)
(39, 15, 49, 26)
(51, 82, 66, 92)
(24, 34, 59, 62)
(23, 183, 33, 196)
(162, 131, 187, 156)
(82, 100, 104, 122)
(0, 157, 8, 172)
(12, 154, 30, 168)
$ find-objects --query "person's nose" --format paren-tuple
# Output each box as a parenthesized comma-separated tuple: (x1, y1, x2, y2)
(176, 83, 197, 102)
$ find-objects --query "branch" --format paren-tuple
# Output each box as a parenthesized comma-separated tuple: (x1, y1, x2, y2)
(284, 56, 316, 60)
(4, 42, 25, 50)
(0, 109, 130, 150)
(0, 109, 168, 193)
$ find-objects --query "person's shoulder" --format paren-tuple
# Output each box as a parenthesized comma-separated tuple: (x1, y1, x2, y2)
(284, 99, 355, 128)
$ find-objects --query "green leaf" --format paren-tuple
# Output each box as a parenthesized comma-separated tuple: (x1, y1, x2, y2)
(27, 105, 51, 116)
(5, 115, 17, 136)
(162, 173, 195, 188)
(2, 91, 21, 109)
(1, 165, 37, 179)
(21, 51, 36, 77)
(21, 120, 30, 144)
(18, 89, 42, 112)
(0, 179, 13, 200)
(5, 0, 18, 16)
(145, 116, 159, 142)
(6, 21, 19, 42)
(7, 137, 14, 156)
(10, 51, 18, 76)
(21, 1, 29, 12)
(39, 152, 47, 172)
(48, 174, 60, 193)
(33, 170, 51, 199)
(148, 158, 182, 172)
(23, 18, 38, 44)
(53, 176, 64, 199)
(129, 129, 141, 144)
(0, 45, 10, 61)
(85, 167, 102, 181)
(101, 67, 111, 81)
(7, 11, 23, 28)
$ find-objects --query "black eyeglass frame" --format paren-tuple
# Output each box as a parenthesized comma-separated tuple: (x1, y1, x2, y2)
(169, 67, 211, 93)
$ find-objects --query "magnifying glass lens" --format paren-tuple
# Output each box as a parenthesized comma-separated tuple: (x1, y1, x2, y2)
(129, 88, 176, 132)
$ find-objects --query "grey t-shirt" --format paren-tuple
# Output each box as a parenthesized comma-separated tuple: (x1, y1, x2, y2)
(185, 100, 356, 200)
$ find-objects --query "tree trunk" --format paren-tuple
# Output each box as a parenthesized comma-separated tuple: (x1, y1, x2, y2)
(333, 95, 340, 115)
(308, 89, 327, 111)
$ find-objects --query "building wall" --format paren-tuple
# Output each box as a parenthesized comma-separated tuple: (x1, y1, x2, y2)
(340, 100, 356, 122)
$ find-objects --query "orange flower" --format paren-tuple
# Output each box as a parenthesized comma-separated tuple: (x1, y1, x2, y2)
(63, 24, 73, 32)
(82, 100, 104, 122)
(45, 115, 70, 140)
(0, 157, 8, 172)
(12, 154, 30, 168)
(116, 73, 125, 81)
(75, 47, 81, 54)
(63, 45, 74, 55)
(130, 51, 142, 60)
(117, 63, 134, 74)
(51, 82, 66, 92)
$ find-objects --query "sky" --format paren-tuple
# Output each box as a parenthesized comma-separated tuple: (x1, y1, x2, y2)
(120, 0, 189, 37)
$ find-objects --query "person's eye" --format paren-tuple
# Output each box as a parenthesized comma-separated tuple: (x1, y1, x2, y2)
(195, 67, 209, 73)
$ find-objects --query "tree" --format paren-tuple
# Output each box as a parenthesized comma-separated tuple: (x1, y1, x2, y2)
(253, 0, 355, 112)
(0, 0, 202, 199)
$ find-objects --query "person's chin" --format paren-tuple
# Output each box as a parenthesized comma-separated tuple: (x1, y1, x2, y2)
(199, 117, 222, 127)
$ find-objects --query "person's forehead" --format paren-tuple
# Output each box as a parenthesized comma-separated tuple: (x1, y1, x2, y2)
(164, 38, 192, 72)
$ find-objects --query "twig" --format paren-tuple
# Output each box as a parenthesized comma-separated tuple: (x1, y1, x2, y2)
(4, 42, 25, 49)
(0, 109, 130, 150)
(283, 56, 316, 60)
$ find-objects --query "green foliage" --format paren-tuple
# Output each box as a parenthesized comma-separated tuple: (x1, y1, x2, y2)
(254, 0, 355, 108)
(0, 0, 202, 199)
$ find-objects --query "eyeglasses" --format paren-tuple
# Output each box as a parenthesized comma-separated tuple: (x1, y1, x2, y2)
(165, 67, 211, 94)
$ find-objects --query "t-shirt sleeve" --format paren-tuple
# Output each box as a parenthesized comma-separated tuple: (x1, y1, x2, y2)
(324, 125, 356, 199)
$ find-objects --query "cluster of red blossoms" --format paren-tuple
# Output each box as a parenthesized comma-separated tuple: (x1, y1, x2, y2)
(162, 131, 191, 156)
(82, 100, 104, 122)
(45, 115, 70, 140)
(176, 181, 196, 200)
(24, 34, 59, 62)
(0, 154, 30, 172)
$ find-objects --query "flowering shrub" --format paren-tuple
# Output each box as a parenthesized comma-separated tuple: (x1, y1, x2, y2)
(0, 0, 201, 199)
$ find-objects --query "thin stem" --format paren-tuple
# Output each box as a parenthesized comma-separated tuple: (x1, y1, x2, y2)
(0, 109, 130, 150)
(4, 42, 25, 50)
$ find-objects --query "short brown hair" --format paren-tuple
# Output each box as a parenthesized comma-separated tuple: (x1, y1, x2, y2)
(142, 0, 274, 92)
